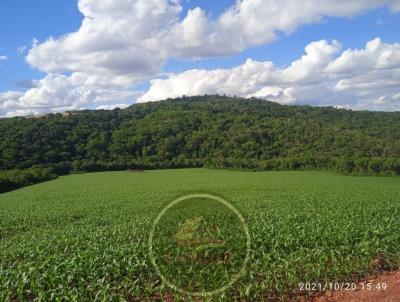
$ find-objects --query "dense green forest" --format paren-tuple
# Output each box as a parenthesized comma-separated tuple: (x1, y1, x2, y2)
(1, 96, 399, 192)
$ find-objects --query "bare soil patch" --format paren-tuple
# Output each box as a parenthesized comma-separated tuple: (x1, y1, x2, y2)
(313, 271, 400, 302)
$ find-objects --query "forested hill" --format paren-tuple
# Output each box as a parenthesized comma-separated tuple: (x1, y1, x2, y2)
(1, 96, 400, 181)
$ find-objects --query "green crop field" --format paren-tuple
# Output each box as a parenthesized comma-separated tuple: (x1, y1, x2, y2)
(1, 169, 400, 301)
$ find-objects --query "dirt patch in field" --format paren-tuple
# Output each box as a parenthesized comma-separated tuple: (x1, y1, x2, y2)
(313, 271, 400, 302)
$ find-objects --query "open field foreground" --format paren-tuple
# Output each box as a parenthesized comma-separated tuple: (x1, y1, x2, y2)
(1, 169, 400, 301)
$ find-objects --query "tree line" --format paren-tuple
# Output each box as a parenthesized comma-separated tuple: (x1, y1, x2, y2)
(1, 95, 399, 193)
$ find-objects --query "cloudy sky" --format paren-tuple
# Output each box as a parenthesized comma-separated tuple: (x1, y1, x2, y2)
(0, 0, 400, 117)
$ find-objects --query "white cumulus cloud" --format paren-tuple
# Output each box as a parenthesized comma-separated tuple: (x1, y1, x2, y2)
(162, 0, 400, 58)
(0, 74, 140, 117)
(27, 0, 400, 67)
(96, 103, 130, 110)
(2, 0, 400, 116)
(139, 39, 400, 111)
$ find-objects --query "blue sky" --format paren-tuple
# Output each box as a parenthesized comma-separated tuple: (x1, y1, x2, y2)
(0, 1, 81, 91)
(0, 0, 400, 116)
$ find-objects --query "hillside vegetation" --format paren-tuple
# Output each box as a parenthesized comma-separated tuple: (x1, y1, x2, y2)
(0, 96, 399, 191)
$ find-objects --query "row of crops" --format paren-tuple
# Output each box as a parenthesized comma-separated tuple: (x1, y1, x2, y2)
(0, 169, 399, 301)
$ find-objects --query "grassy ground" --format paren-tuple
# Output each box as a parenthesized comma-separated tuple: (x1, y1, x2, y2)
(0, 169, 399, 301)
